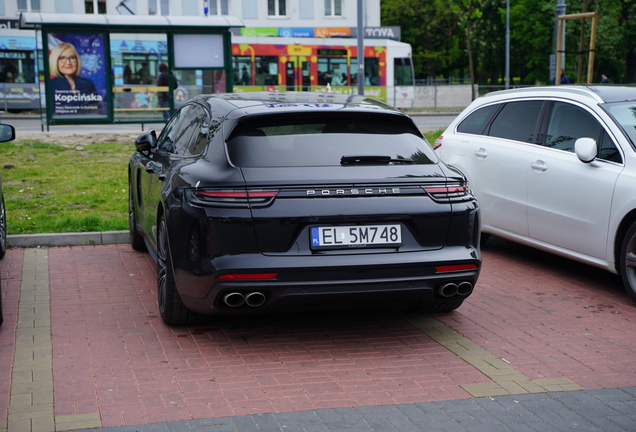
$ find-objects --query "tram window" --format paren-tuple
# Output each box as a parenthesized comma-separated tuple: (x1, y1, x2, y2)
(233, 56, 252, 85)
(0, 51, 36, 83)
(256, 56, 278, 85)
(121, 55, 160, 84)
(318, 57, 348, 86)
(394, 58, 414, 86)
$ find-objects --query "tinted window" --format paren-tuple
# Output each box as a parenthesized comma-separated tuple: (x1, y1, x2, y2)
(156, 106, 188, 153)
(546, 102, 602, 153)
(599, 131, 622, 163)
(456, 103, 500, 135)
(488, 101, 543, 142)
(226, 114, 436, 167)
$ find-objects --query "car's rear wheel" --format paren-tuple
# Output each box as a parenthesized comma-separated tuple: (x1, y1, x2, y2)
(157, 214, 202, 326)
(620, 221, 636, 303)
(0, 196, 7, 259)
(128, 183, 146, 251)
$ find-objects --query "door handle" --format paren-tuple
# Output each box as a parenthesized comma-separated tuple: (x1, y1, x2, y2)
(530, 160, 548, 171)
(474, 148, 487, 158)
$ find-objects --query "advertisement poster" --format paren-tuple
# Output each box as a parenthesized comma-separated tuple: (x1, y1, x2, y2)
(48, 32, 108, 118)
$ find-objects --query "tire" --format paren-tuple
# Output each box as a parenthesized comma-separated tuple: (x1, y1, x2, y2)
(0, 196, 7, 259)
(156, 214, 202, 326)
(128, 183, 146, 251)
(620, 221, 636, 304)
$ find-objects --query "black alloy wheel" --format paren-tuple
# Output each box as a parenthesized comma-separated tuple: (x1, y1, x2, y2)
(156, 214, 201, 326)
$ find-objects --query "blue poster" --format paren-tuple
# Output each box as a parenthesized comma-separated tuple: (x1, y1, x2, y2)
(48, 32, 108, 118)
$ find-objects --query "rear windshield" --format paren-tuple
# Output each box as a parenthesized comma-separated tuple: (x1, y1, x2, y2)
(226, 114, 437, 167)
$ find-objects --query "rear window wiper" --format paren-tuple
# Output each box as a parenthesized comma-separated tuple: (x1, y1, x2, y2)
(340, 155, 414, 165)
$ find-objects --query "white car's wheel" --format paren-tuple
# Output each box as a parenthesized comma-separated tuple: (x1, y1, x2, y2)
(620, 221, 636, 304)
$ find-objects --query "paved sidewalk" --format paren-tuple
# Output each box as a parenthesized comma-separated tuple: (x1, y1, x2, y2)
(72, 387, 636, 432)
(1, 237, 635, 432)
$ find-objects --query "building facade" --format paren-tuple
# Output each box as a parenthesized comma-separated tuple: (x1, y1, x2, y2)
(1, 0, 380, 27)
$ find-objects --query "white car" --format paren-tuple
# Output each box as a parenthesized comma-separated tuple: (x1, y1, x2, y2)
(435, 85, 636, 304)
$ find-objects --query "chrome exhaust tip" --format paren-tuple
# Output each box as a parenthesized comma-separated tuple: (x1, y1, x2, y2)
(439, 283, 458, 298)
(245, 291, 266, 307)
(457, 281, 473, 296)
(223, 292, 245, 307)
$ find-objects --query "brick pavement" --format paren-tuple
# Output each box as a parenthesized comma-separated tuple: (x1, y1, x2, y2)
(1, 237, 635, 431)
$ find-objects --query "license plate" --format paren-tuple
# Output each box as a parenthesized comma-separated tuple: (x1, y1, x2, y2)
(310, 225, 402, 249)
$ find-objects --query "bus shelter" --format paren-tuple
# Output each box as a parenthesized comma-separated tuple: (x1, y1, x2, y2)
(19, 13, 243, 129)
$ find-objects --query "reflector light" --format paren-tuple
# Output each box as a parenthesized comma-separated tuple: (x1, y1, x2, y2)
(433, 135, 443, 150)
(435, 264, 478, 273)
(218, 273, 278, 280)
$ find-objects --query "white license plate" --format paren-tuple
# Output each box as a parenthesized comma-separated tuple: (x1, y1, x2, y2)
(310, 225, 402, 249)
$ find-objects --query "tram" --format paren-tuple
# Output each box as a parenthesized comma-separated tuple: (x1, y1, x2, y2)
(0, 32, 415, 111)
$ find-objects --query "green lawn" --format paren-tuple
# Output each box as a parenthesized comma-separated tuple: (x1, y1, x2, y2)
(1, 140, 131, 235)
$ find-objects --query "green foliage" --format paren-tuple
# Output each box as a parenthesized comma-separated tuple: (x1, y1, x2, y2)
(382, 0, 636, 84)
(0, 140, 130, 235)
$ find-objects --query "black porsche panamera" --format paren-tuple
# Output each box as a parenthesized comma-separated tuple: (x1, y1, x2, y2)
(128, 92, 481, 326)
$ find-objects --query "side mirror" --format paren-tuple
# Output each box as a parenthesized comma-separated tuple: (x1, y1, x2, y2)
(0, 124, 15, 143)
(135, 130, 157, 157)
(575, 137, 597, 163)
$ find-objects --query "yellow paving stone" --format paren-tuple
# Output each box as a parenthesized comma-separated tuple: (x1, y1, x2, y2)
(55, 413, 102, 431)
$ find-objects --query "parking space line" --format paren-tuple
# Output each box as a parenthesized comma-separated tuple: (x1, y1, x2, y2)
(7, 248, 101, 432)
(406, 314, 583, 397)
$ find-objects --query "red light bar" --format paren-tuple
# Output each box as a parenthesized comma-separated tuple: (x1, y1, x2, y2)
(218, 273, 278, 280)
(196, 191, 278, 198)
(435, 264, 478, 273)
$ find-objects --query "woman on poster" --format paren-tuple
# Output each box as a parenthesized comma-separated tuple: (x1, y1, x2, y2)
(49, 42, 103, 116)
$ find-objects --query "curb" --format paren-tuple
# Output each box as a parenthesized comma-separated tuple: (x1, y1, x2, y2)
(7, 230, 129, 248)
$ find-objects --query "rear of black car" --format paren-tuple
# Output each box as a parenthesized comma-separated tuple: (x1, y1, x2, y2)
(168, 106, 480, 316)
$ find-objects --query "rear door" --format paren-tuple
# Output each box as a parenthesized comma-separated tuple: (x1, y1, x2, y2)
(451, 100, 544, 237)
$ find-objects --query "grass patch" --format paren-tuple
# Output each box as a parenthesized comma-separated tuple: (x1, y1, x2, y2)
(0, 140, 131, 235)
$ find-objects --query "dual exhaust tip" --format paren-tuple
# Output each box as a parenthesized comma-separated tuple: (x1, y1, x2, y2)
(222, 291, 266, 308)
(438, 281, 473, 298)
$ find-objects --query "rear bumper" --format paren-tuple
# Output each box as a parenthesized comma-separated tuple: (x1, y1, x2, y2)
(173, 246, 481, 315)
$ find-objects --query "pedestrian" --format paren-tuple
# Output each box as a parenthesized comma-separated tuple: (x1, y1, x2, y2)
(157, 63, 177, 121)
(601, 73, 611, 84)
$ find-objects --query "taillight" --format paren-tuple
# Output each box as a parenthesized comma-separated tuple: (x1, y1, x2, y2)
(186, 189, 278, 207)
(433, 135, 443, 151)
(423, 185, 472, 203)
(218, 273, 277, 280)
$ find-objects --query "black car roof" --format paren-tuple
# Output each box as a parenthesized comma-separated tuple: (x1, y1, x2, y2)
(194, 91, 404, 116)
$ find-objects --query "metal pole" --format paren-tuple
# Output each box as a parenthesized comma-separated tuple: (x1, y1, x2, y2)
(505, 0, 510, 89)
(555, 0, 566, 78)
(357, 0, 364, 96)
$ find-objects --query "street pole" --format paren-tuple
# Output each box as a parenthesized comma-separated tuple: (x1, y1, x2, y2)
(357, 0, 364, 96)
(505, 0, 510, 89)
(553, 0, 566, 83)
